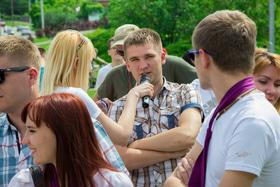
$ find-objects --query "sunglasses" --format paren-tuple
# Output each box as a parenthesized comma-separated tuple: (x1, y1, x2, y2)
(0, 66, 30, 84)
(183, 49, 211, 64)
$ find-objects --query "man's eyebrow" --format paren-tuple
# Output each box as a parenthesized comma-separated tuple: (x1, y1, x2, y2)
(128, 56, 139, 61)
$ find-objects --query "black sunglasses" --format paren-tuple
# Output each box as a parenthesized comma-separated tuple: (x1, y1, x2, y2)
(183, 49, 211, 64)
(0, 66, 30, 84)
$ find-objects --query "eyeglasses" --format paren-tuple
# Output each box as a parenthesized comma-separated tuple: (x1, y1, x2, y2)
(0, 66, 30, 84)
(183, 49, 211, 64)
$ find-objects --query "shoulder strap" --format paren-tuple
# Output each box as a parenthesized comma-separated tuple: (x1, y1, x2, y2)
(29, 166, 46, 187)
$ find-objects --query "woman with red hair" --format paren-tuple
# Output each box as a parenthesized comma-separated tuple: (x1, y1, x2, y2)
(8, 93, 133, 187)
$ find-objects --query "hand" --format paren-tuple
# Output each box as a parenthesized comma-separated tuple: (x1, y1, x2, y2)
(96, 98, 113, 114)
(128, 83, 154, 100)
(174, 156, 194, 185)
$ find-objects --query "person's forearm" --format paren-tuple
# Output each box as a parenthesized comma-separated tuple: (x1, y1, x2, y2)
(129, 109, 201, 152)
(116, 145, 186, 170)
(116, 91, 139, 142)
(129, 127, 196, 152)
(97, 113, 130, 146)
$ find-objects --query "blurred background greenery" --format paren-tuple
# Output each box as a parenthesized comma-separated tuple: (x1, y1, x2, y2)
(1, 0, 279, 92)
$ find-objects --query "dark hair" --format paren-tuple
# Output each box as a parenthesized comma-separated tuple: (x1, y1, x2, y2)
(192, 10, 256, 74)
(22, 93, 116, 187)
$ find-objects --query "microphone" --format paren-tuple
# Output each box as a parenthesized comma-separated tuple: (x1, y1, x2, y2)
(140, 74, 151, 108)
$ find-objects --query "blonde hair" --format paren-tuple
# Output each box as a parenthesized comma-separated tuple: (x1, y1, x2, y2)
(0, 35, 41, 70)
(42, 30, 95, 95)
(254, 48, 280, 113)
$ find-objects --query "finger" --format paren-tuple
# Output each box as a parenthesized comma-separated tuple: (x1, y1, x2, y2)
(177, 165, 189, 184)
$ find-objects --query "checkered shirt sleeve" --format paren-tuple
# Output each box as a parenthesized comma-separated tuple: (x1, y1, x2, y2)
(0, 115, 33, 187)
(93, 120, 129, 176)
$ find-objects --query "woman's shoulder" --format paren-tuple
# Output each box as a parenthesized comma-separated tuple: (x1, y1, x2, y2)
(55, 86, 85, 94)
(94, 168, 133, 187)
(8, 169, 34, 187)
(55, 87, 90, 100)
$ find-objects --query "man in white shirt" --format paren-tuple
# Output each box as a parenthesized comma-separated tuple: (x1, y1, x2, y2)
(164, 10, 280, 187)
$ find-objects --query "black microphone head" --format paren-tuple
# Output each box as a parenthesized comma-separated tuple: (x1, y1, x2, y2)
(140, 74, 150, 84)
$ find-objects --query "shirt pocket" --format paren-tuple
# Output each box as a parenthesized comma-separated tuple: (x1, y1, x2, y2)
(159, 109, 180, 131)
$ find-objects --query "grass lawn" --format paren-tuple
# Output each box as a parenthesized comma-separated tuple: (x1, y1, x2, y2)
(33, 37, 50, 43)
(5, 21, 31, 27)
(87, 88, 96, 98)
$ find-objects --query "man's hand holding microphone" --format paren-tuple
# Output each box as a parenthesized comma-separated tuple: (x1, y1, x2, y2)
(127, 74, 154, 107)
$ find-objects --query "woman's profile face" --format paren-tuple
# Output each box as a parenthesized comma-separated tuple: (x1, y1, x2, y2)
(254, 64, 280, 105)
(22, 116, 57, 165)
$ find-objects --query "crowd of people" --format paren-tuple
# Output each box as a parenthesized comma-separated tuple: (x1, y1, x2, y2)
(0, 9, 279, 187)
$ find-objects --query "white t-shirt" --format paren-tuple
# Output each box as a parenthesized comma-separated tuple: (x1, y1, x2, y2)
(55, 87, 101, 119)
(197, 91, 280, 187)
(95, 64, 112, 88)
(8, 168, 133, 187)
(191, 79, 217, 117)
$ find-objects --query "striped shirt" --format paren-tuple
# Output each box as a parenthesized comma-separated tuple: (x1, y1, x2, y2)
(109, 79, 202, 186)
(0, 114, 128, 187)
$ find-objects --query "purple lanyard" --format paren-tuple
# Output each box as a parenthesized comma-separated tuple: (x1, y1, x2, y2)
(188, 76, 256, 187)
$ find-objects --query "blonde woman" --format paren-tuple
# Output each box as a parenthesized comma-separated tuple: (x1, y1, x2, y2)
(41, 30, 153, 145)
(254, 48, 280, 113)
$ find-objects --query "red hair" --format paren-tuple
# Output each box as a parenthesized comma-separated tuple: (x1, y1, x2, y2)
(22, 93, 116, 187)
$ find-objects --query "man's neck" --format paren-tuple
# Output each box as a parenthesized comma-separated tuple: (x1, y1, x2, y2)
(8, 91, 39, 137)
(111, 59, 124, 67)
(211, 72, 250, 103)
(7, 112, 26, 137)
(152, 77, 164, 98)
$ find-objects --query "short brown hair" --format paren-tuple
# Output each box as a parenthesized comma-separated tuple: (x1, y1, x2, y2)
(0, 36, 41, 70)
(192, 10, 257, 74)
(124, 28, 162, 58)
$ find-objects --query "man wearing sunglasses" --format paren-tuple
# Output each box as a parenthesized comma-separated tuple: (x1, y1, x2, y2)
(165, 10, 280, 187)
(0, 35, 41, 186)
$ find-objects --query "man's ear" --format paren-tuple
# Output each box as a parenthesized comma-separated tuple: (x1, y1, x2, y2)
(199, 49, 211, 69)
(28, 67, 39, 85)
(161, 48, 167, 65)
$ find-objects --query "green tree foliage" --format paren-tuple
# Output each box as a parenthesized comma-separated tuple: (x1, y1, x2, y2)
(29, 0, 104, 30)
(108, 0, 280, 55)
(0, 0, 29, 16)
(85, 28, 114, 63)
(78, 1, 104, 20)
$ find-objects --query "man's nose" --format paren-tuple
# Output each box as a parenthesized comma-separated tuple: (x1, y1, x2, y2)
(138, 59, 148, 70)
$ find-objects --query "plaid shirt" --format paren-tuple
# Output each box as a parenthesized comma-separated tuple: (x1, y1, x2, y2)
(0, 114, 33, 187)
(93, 119, 129, 176)
(0, 114, 128, 187)
(109, 79, 202, 187)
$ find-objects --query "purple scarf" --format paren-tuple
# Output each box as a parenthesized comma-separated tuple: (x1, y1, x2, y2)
(188, 76, 255, 187)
